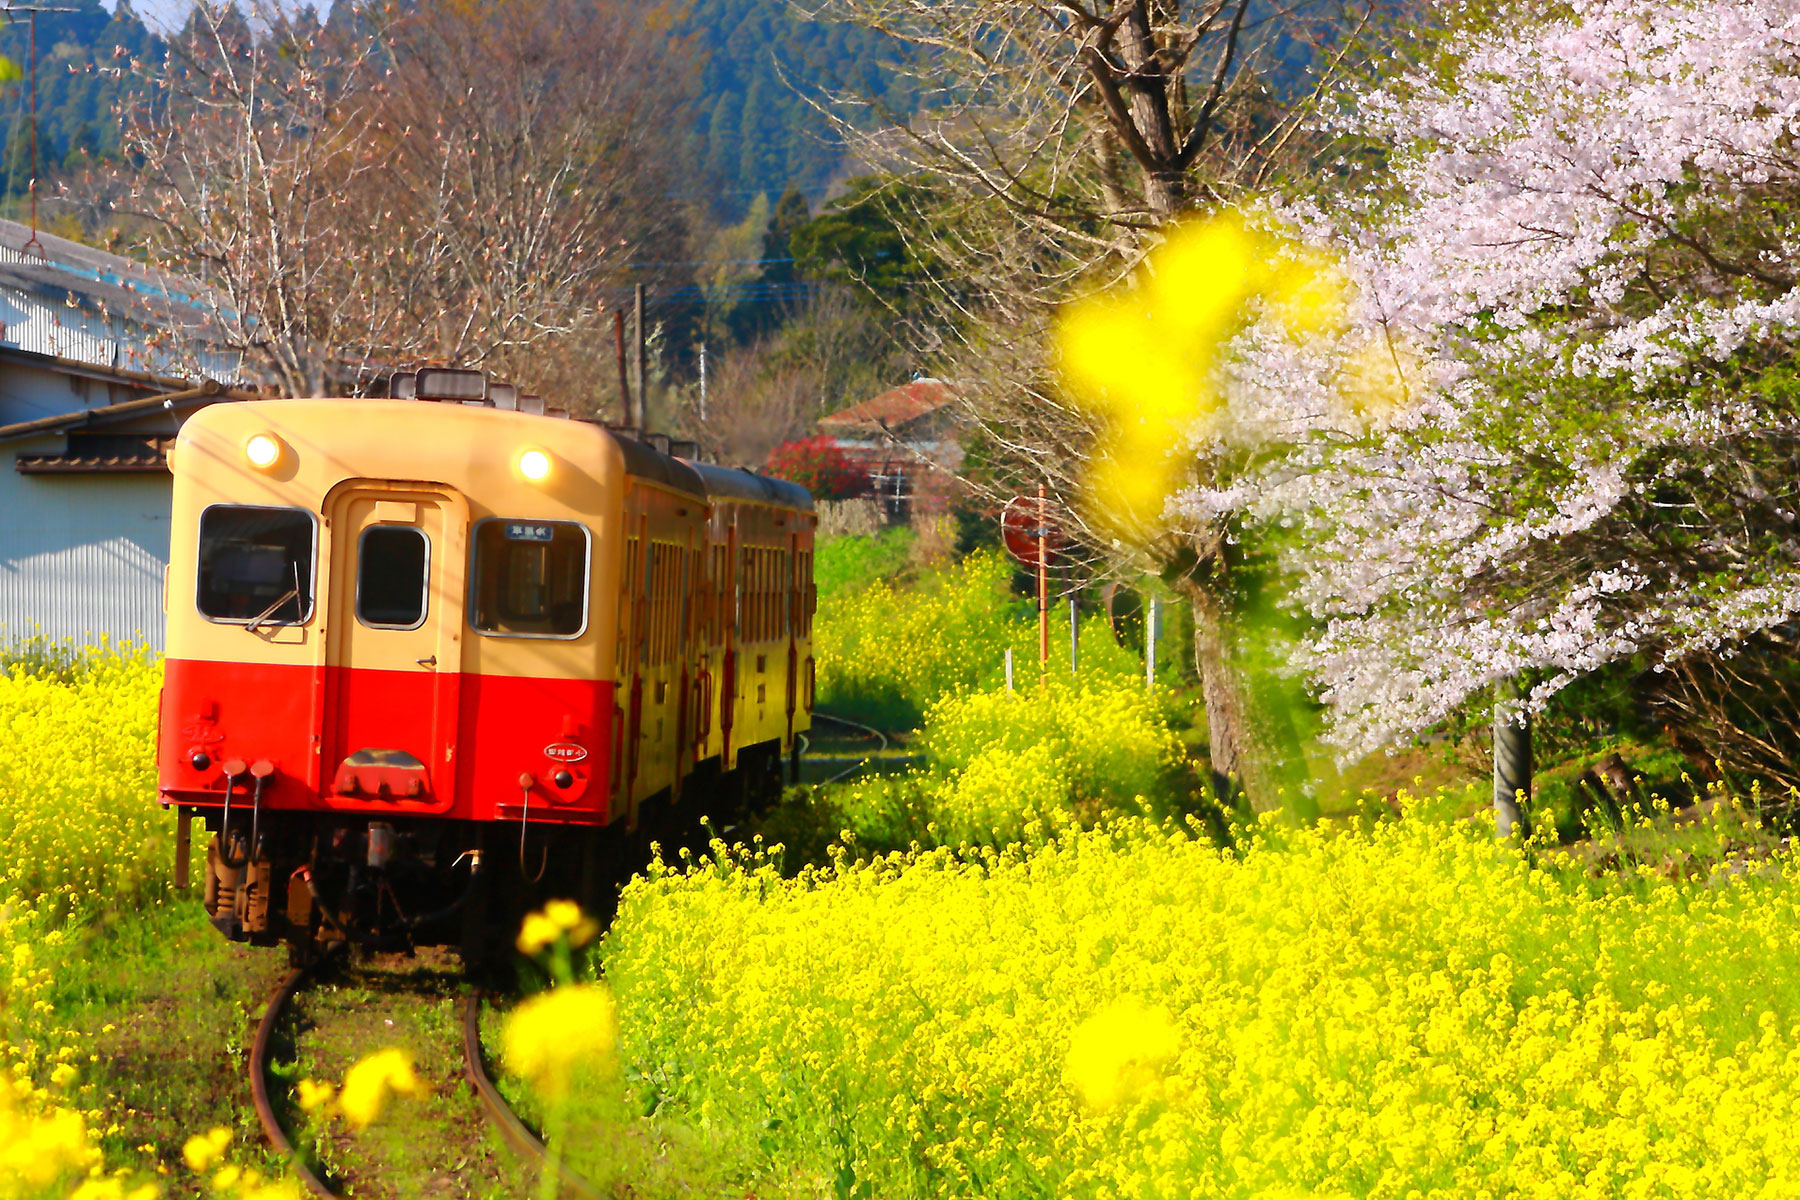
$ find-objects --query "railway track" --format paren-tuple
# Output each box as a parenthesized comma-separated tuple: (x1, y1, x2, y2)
(251, 957, 599, 1199)
(805, 710, 892, 785)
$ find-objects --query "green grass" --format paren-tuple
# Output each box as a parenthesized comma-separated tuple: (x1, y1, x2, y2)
(31, 900, 284, 1188)
(814, 528, 919, 600)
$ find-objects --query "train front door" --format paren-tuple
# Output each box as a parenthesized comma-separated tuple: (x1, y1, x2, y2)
(320, 482, 468, 812)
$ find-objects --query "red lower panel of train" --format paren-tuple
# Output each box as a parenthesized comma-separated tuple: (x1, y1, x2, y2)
(157, 658, 615, 826)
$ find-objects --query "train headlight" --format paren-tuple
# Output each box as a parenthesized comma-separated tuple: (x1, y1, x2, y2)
(517, 448, 552, 482)
(245, 433, 283, 470)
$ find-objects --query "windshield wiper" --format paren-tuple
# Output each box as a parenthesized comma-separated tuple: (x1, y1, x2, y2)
(247, 563, 303, 633)
(246, 587, 299, 633)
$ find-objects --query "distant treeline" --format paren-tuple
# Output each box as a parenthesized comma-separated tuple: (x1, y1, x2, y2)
(0, 0, 898, 216)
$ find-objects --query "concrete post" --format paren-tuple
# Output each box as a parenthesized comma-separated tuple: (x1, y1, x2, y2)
(1069, 594, 1079, 675)
(1145, 596, 1159, 691)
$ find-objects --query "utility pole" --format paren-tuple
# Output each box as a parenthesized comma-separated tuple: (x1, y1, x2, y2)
(698, 340, 708, 422)
(632, 283, 647, 430)
(613, 310, 631, 426)
(1, 4, 77, 260)
(1036, 485, 1050, 686)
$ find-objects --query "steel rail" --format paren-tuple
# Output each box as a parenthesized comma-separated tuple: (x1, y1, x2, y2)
(808, 710, 890, 785)
(250, 964, 337, 1199)
(459, 993, 603, 1200)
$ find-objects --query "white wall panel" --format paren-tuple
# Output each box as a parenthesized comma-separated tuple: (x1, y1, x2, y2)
(0, 462, 172, 652)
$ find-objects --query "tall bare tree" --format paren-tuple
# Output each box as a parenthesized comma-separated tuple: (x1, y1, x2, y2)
(809, 0, 1407, 807)
(111, 0, 695, 399)
(356, 0, 695, 390)
(114, 1, 394, 396)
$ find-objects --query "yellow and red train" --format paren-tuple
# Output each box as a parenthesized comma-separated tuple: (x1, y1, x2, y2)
(156, 369, 815, 959)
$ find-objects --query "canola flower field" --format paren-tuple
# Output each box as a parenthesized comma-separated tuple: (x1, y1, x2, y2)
(6, 605, 1800, 1199)
(0, 649, 169, 1200)
(600, 812, 1800, 1200)
(775, 677, 1200, 854)
(812, 550, 1153, 727)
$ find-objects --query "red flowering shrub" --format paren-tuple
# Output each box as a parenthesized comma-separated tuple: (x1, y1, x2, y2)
(765, 436, 869, 500)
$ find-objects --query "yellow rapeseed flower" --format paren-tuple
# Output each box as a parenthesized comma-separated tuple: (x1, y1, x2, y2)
(517, 900, 600, 955)
(180, 1128, 230, 1173)
(68, 1179, 160, 1200)
(1055, 212, 1345, 534)
(502, 984, 617, 1100)
(336, 1048, 426, 1130)
(294, 1079, 334, 1114)
(516, 912, 561, 956)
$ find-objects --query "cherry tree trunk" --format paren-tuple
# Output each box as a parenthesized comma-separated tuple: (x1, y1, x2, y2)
(1178, 575, 1278, 812)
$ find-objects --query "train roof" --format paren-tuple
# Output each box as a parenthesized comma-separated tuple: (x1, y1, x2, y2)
(595, 427, 812, 511)
(682, 458, 814, 512)
(599, 426, 707, 497)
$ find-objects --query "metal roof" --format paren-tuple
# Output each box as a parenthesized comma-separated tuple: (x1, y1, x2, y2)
(0, 219, 220, 326)
(683, 459, 814, 510)
(0, 380, 246, 442)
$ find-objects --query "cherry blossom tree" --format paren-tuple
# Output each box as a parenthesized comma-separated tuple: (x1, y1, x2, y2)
(1216, 0, 1800, 779)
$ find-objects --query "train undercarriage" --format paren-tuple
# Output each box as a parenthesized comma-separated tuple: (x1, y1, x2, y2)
(184, 742, 788, 966)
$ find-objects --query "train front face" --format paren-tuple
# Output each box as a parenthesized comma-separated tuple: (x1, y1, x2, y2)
(158, 399, 628, 949)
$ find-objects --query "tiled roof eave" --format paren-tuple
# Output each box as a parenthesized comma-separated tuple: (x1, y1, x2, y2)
(14, 452, 170, 475)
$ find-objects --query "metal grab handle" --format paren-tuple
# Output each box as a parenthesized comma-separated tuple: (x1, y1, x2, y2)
(249, 773, 266, 861)
(218, 769, 247, 869)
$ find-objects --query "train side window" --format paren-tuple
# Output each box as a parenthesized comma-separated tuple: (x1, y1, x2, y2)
(470, 518, 589, 638)
(356, 525, 429, 629)
(196, 505, 316, 625)
(647, 544, 668, 664)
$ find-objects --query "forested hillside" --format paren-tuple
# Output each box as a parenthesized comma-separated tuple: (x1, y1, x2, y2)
(686, 0, 901, 207)
(0, 0, 890, 215)
(0, 0, 158, 195)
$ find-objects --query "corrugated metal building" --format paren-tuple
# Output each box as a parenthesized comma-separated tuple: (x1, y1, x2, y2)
(0, 219, 247, 651)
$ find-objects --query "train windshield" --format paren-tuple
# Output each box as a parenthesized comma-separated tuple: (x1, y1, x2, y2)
(470, 519, 589, 637)
(196, 505, 316, 625)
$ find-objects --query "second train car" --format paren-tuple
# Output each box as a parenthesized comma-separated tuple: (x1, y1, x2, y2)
(154, 368, 816, 960)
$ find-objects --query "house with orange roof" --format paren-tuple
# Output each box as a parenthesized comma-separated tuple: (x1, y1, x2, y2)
(815, 377, 964, 521)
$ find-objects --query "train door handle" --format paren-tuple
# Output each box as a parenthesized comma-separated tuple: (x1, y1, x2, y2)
(415, 655, 437, 668)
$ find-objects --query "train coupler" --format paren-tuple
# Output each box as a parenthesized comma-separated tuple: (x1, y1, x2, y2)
(203, 835, 273, 940)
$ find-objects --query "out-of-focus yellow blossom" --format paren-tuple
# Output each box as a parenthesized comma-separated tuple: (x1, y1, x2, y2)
(294, 1078, 334, 1114)
(1064, 997, 1181, 1111)
(0, 1085, 92, 1198)
(68, 1179, 160, 1200)
(516, 912, 561, 956)
(1056, 212, 1345, 532)
(503, 984, 617, 1100)
(181, 1128, 230, 1173)
(518, 899, 601, 955)
(337, 1049, 426, 1130)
